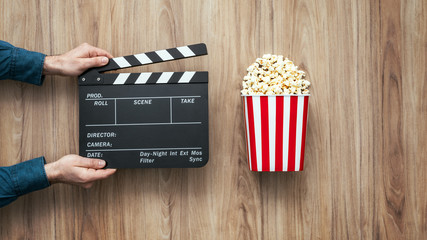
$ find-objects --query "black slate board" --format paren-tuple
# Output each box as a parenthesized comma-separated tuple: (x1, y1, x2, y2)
(78, 44, 209, 168)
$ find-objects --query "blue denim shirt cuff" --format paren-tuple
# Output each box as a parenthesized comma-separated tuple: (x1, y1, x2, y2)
(11, 47, 46, 86)
(10, 157, 50, 197)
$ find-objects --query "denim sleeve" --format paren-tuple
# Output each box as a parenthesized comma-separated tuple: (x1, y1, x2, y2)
(0, 40, 46, 85)
(0, 157, 50, 208)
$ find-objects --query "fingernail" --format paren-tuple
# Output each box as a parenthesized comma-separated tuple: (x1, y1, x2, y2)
(99, 160, 106, 166)
(101, 57, 108, 63)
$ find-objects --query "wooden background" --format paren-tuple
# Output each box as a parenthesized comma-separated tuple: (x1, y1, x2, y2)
(0, 0, 425, 239)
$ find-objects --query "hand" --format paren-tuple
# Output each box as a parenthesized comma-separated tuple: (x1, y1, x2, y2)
(44, 154, 117, 189)
(43, 43, 113, 76)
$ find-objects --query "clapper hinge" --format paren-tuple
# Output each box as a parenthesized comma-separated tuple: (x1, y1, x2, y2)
(79, 69, 104, 85)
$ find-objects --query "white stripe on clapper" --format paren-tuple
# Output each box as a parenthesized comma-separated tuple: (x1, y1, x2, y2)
(113, 57, 131, 68)
(134, 73, 152, 84)
(157, 72, 174, 84)
(252, 96, 262, 171)
(268, 96, 276, 171)
(176, 46, 196, 57)
(134, 53, 153, 65)
(283, 96, 290, 171)
(294, 96, 305, 171)
(178, 72, 196, 83)
(155, 50, 174, 61)
(113, 73, 131, 85)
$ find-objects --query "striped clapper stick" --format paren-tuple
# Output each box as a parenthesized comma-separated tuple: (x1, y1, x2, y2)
(78, 43, 209, 168)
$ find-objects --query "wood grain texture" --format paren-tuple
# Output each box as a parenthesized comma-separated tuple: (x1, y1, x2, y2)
(0, 0, 426, 239)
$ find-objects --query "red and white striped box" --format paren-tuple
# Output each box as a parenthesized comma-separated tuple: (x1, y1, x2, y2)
(242, 95, 309, 172)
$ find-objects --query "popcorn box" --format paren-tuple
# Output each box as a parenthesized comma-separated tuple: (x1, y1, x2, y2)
(242, 95, 309, 172)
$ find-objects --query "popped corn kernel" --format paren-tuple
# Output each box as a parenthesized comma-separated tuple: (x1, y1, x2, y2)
(241, 54, 311, 95)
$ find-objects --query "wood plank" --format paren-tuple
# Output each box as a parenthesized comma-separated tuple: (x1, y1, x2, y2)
(0, 0, 425, 239)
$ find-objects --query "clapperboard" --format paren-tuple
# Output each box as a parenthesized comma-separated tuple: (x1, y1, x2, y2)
(78, 43, 208, 168)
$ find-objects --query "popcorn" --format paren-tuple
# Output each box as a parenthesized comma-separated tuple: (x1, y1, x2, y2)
(241, 55, 310, 95)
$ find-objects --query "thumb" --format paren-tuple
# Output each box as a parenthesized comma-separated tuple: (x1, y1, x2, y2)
(81, 56, 109, 69)
(76, 157, 107, 169)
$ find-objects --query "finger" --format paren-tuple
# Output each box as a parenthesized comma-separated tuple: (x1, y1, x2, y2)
(87, 45, 114, 58)
(82, 182, 95, 189)
(80, 56, 110, 69)
(75, 157, 107, 169)
(84, 168, 117, 182)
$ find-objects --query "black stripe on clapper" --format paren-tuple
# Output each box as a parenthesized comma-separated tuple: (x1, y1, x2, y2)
(187, 43, 207, 55)
(123, 55, 142, 67)
(103, 74, 119, 84)
(167, 48, 184, 59)
(145, 52, 163, 63)
(168, 72, 184, 84)
(146, 72, 162, 84)
(190, 72, 208, 83)
(125, 73, 140, 84)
